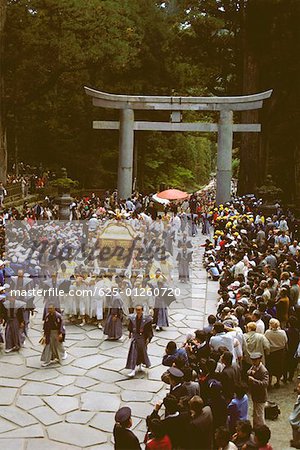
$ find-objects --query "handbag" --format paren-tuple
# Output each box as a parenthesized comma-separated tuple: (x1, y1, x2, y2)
(264, 401, 280, 420)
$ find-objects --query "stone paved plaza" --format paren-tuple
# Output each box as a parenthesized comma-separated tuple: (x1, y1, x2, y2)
(0, 234, 295, 449)
(0, 233, 214, 449)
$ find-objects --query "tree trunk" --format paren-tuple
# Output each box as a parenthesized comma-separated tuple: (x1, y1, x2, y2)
(238, 0, 260, 195)
(0, 0, 7, 184)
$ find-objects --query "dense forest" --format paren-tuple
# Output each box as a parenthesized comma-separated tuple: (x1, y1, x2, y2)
(1, 0, 300, 201)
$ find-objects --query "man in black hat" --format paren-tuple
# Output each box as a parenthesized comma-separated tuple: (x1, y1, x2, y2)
(113, 406, 141, 450)
(247, 352, 269, 429)
(168, 366, 188, 400)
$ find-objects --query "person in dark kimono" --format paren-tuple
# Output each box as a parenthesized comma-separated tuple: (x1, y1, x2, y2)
(103, 290, 123, 340)
(163, 227, 175, 256)
(42, 273, 63, 320)
(153, 280, 170, 332)
(41, 304, 67, 367)
(177, 246, 193, 282)
(126, 305, 153, 377)
(2, 295, 25, 353)
(201, 211, 211, 235)
(10, 270, 35, 338)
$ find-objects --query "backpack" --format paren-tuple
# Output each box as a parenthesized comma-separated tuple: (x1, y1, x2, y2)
(264, 401, 280, 420)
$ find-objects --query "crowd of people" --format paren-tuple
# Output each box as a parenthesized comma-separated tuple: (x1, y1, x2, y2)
(113, 193, 300, 449)
(0, 184, 299, 448)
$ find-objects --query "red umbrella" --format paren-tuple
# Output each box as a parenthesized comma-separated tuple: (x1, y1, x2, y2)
(157, 189, 189, 200)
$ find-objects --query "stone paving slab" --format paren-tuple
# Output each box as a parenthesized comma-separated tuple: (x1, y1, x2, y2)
(23, 369, 60, 382)
(0, 424, 44, 438)
(68, 347, 99, 358)
(0, 388, 18, 405)
(0, 365, 33, 379)
(26, 439, 76, 450)
(57, 385, 85, 396)
(74, 376, 99, 389)
(116, 379, 163, 393)
(66, 411, 95, 425)
(57, 365, 86, 376)
(0, 439, 26, 450)
(1, 354, 24, 365)
(81, 392, 120, 412)
(48, 375, 76, 387)
(87, 382, 121, 394)
(101, 358, 127, 372)
(21, 382, 61, 396)
(121, 390, 154, 402)
(48, 423, 107, 447)
(43, 396, 79, 415)
(0, 418, 18, 434)
(73, 355, 109, 370)
(0, 378, 26, 388)
(0, 406, 38, 427)
(86, 368, 127, 383)
(16, 396, 45, 411)
(30, 406, 63, 426)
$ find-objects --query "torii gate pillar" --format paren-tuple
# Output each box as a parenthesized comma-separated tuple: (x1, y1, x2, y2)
(118, 108, 134, 199)
(85, 87, 272, 203)
(217, 110, 233, 205)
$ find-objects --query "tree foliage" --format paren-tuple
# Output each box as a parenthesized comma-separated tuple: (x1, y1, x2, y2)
(2, 0, 300, 200)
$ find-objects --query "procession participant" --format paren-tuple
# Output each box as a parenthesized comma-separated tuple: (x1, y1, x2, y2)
(169, 213, 181, 240)
(162, 225, 175, 256)
(42, 272, 62, 320)
(178, 232, 192, 249)
(131, 273, 148, 312)
(69, 275, 85, 325)
(176, 244, 193, 283)
(153, 279, 170, 332)
(2, 293, 25, 353)
(40, 303, 67, 367)
(103, 288, 124, 340)
(149, 247, 174, 283)
(118, 274, 132, 316)
(125, 305, 153, 377)
(10, 269, 35, 324)
(89, 273, 105, 329)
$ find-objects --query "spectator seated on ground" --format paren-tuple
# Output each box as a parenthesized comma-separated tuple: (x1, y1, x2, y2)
(207, 262, 221, 281)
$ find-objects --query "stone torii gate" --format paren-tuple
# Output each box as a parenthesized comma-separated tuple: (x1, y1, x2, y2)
(84, 87, 272, 204)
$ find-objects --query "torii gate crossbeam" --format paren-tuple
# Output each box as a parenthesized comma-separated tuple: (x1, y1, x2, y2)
(85, 87, 272, 204)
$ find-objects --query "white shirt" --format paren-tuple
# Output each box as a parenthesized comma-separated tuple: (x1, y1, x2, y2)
(255, 319, 265, 334)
